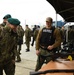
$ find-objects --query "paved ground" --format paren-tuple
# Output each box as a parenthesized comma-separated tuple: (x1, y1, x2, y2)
(4, 38, 37, 75)
(15, 43, 37, 75)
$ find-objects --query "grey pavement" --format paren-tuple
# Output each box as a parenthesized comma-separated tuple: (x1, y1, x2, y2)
(4, 39, 37, 75)
(15, 43, 37, 75)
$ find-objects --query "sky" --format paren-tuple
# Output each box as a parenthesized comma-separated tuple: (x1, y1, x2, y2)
(0, 0, 64, 27)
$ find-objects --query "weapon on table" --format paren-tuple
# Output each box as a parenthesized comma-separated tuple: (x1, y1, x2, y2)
(40, 52, 74, 61)
(30, 53, 74, 75)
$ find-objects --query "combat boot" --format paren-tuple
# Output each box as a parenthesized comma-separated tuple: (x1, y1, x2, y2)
(16, 59, 21, 62)
(26, 49, 30, 52)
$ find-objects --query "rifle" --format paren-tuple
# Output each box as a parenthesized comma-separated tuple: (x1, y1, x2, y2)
(30, 52, 74, 75)
(40, 52, 74, 61)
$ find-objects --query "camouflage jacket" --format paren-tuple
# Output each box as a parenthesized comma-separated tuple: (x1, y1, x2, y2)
(0, 26, 18, 62)
(25, 28, 31, 41)
(0, 22, 6, 28)
(17, 26, 24, 44)
(34, 28, 39, 40)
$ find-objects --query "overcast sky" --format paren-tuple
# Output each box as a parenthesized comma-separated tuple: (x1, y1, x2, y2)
(0, 0, 64, 27)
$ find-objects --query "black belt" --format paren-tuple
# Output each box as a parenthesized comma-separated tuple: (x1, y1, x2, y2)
(40, 46, 48, 50)
(40, 45, 57, 53)
(40, 45, 53, 53)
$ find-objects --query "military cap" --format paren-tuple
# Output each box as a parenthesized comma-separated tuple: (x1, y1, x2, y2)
(3, 14, 11, 19)
(7, 18, 20, 26)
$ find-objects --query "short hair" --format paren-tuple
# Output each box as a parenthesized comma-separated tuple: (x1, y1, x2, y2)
(46, 17, 53, 23)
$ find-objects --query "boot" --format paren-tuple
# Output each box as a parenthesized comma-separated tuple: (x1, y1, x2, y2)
(26, 49, 30, 52)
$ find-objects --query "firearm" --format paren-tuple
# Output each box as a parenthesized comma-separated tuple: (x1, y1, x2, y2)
(40, 52, 74, 61)
(30, 53, 74, 75)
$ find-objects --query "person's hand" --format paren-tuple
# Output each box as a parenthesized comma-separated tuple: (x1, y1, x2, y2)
(36, 50, 40, 56)
(47, 45, 53, 50)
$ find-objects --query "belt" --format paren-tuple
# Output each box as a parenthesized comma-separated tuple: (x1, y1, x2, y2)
(40, 45, 57, 53)
(40, 45, 49, 50)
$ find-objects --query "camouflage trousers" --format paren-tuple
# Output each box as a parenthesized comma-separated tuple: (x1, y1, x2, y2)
(16, 45, 21, 61)
(35, 48, 53, 71)
(17, 44, 22, 54)
(25, 40, 30, 49)
(0, 60, 15, 75)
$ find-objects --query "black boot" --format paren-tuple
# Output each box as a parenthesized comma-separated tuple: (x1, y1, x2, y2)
(26, 49, 30, 52)
(16, 59, 21, 62)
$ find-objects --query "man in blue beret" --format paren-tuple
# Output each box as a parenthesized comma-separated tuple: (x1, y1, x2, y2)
(0, 18, 20, 75)
(0, 14, 12, 27)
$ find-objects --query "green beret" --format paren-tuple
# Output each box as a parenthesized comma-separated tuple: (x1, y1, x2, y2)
(3, 14, 11, 19)
(7, 18, 20, 26)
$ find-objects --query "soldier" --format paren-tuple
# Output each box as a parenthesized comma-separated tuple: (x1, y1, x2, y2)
(31, 25, 37, 46)
(61, 26, 66, 45)
(25, 25, 31, 52)
(33, 25, 40, 47)
(35, 17, 62, 71)
(0, 14, 12, 27)
(16, 25, 24, 62)
(0, 18, 20, 75)
(68, 26, 74, 51)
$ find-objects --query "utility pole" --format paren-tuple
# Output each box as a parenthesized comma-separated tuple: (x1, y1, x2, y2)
(55, 11, 57, 27)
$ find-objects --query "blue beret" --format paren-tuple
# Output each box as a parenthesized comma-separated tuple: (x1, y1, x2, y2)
(7, 18, 20, 26)
(3, 14, 11, 19)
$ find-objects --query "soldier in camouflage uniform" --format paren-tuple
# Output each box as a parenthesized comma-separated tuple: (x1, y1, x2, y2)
(16, 25, 24, 62)
(33, 25, 40, 47)
(0, 14, 11, 28)
(35, 17, 62, 71)
(34, 25, 40, 41)
(0, 18, 20, 75)
(61, 26, 66, 45)
(25, 25, 31, 52)
(31, 25, 37, 46)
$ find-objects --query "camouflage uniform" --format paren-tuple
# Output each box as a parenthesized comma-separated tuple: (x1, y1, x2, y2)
(33, 26, 40, 47)
(34, 26, 40, 40)
(31, 25, 37, 46)
(16, 25, 24, 62)
(61, 27, 66, 45)
(0, 14, 12, 28)
(0, 22, 6, 27)
(0, 26, 18, 75)
(25, 26, 31, 51)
